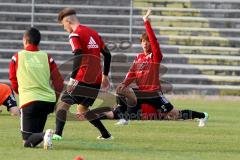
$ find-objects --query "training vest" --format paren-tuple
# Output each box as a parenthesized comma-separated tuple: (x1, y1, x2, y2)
(17, 50, 56, 107)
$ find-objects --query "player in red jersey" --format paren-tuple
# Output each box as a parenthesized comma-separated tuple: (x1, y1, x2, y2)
(116, 9, 208, 127)
(53, 8, 112, 140)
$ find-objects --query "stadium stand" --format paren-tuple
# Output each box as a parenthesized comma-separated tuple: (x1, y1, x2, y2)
(0, 0, 239, 95)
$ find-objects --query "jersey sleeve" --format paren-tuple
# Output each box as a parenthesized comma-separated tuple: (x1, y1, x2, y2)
(69, 33, 82, 53)
(9, 53, 19, 94)
(99, 35, 106, 50)
(144, 20, 163, 63)
(100, 46, 111, 76)
(48, 55, 64, 100)
(122, 57, 137, 87)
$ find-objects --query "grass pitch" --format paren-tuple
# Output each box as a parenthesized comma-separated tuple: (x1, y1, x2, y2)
(0, 96, 240, 160)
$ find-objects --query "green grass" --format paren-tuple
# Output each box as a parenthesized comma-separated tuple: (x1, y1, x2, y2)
(0, 97, 240, 160)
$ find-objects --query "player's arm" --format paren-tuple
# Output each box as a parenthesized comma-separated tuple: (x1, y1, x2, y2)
(122, 63, 136, 87)
(100, 36, 111, 90)
(71, 49, 82, 79)
(67, 34, 83, 92)
(69, 33, 82, 79)
(66, 49, 83, 93)
(101, 46, 111, 77)
(143, 9, 163, 63)
(48, 55, 64, 101)
(9, 53, 19, 94)
(117, 58, 137, 93)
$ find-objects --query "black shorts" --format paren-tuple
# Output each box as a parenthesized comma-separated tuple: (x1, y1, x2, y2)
(61, 82, 100, 107)
(133, 89, 173, 113)
(20, 101, 55, 140)
(2, 90, 17, 111)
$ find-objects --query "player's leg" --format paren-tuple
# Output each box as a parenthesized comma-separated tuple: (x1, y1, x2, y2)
(41, 102, 55, 149)
(73, 82, 112, 139)
(159, 108, 181, 120)
(80, 94, 127, 120)
(21, 102, 44, 148)
(110, 96, 129, 120)
(54, 80, 90, 139)
(117, 87, 137, 108)
(77, 103, 112, 139)
(57, 82, 112, 139)
(54, 100, 71, 139)
(116, 95, 128, 113)
(115, 95, 128, 119)
(157, 95, 208, 126)
(115, 87, 139, 124)
(23, 101, 55, 148)
(83, 83, 112, 139)
(153, 95, 205, 121)
(2, 91, 20, 116)
(180, 110, 205, 120)
(142, 93, 175, 120)
(179, 109, 208, 127)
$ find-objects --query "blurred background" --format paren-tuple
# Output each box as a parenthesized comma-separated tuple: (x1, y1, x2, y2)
(0, 0, 239, 96)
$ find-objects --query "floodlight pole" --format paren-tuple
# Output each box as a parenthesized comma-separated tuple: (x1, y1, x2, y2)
(31, 0, 35, 27)
(129, 0, 133, 42)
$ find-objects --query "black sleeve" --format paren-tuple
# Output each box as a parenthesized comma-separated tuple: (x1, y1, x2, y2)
(101, 46, 111, 76)
(71, 49, 82, 79)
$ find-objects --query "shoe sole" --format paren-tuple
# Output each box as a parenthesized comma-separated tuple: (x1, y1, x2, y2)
(97, 136, 114, 140)
(43, 143, 52, 150)
(44, 129, 53, 150)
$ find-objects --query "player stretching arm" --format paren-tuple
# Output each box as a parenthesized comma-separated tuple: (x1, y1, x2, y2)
(115, 9, 208, 127)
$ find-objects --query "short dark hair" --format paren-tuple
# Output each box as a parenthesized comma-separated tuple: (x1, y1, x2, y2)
(140, 32, 149, 42)
(58, 8, 76, 22)
(24, 27, 41, 45)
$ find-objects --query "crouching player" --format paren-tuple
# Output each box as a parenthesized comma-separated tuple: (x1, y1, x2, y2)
(9, 28, 64, 149)
(0, 83, 19, 116)
(114, 9, 208, 127)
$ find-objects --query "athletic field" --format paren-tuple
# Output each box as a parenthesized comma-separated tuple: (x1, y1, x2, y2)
(0, 96, 239, 160)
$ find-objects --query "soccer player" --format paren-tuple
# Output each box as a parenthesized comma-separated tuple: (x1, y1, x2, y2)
(0, 83, 19, 116)
(9, 27, 64, 149)
(116, 9, 208, 127)
(53, 8, 112, 140)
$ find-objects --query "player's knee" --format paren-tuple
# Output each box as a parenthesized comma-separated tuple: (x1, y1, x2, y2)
(116, 89, 137, 107)
(23, 141, 32, 148)
(163, 103, 174, 113)
(116, 95, 127, 106)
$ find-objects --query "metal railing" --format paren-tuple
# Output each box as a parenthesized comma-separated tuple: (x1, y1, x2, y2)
(31, 0, 35, 27)
(30, 0, 134, 42)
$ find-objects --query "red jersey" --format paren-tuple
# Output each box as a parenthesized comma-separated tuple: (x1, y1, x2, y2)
(69, 25, 106, 85)
(123, 20, 163, 92)
(9, 45, 64, 98)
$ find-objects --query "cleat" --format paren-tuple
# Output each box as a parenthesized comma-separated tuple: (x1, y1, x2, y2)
(52, 134, 63, 141)
(43, 129, 53, 150)
(198, 112, 209, 127)
(97, 135, 114, 140)
(115, 119, 129, 125)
